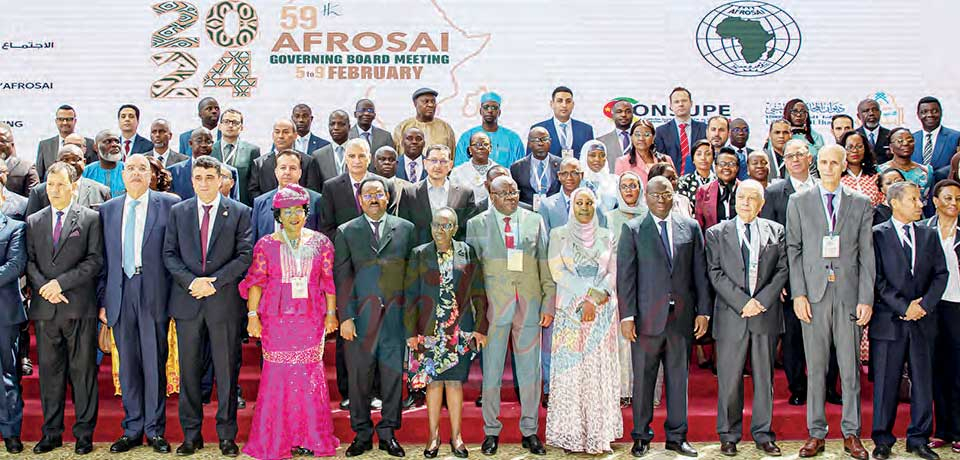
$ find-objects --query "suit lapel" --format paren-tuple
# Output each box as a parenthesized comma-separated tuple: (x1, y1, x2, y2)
(376, 215, 395, 253)
(669, 218, 683, 271)
(833, 187, 852, 233)
(485, 210, 506, 257)
(724, 221, 745, 275)
(142, 193, 160, 248)
(76, 180, 92, 207)
(53, 206, 80, 260)
(207, 200, 229, 250)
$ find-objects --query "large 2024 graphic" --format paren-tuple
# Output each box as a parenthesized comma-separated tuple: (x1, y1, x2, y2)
(151, 1, 259, 98)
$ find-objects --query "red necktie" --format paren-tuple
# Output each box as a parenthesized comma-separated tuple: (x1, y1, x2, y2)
(504, 217, 514, 249)
(679, 123, 690, 174)
(200, 204, 212, 272)
(124, 140, 131, 157)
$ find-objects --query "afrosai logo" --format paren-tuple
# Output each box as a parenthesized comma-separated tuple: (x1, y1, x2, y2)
(696, 1, 801, 77)
(868, 91, 904, 128)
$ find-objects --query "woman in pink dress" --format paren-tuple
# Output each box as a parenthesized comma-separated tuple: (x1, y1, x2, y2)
(614, 119, 675, 185)
(240, 184, 340, 459)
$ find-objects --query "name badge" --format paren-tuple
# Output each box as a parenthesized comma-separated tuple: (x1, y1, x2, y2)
(561, 148, 574, 158)
(822, 234, 840, 259)
(533, 193, 544, 212)
(748, 261, 759, 293)
(290, 277, 308, 299)
(507, 248, 523, 271)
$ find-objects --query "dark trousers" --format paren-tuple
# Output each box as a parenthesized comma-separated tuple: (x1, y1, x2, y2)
(631, 327, 691, 442)
(783, 299, 808, 395)
(35, 316, 98, 440)
(176, 311, 241, 442)
(934, 301, 960, 441)
(716, 333, 777, 444)
(114, 274, 168, 438)
(0, 323, 22, 437)
(871, 324, 935, 448)
(345, 340, 402, 442)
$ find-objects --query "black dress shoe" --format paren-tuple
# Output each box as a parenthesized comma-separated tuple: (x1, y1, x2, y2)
(110, 435, 143, 453)
(872, 444, 892, 460)
(20, 357, 31, 376)
(237, 393, 247, 409)
(474, 396, 482, 407)
(340, 398, 350, 410)
(402, 394, 416, 409)
(788, 393, 805, 406)
(75, 438, 94, 455)
(291, 446, 315, 456)
(3, 436, 22, 454)
(450, 441, 469, 458)
(665, 440, 698, 457)
(631, 440, 650, 457)
(826, 391, 843, 405)
(481, 436, 498, 455)
(32, 435, 62, 454)
(720, 441, 737, 456)
(541, 393, 549, 409)
(345, 438, 373, 457)
(756, 441, 781, 456)
(379, 438, 406, 457)
(201, 392, 212, 405)
(176, 439, 204, 456)
(522, 435, 546, 455)
(148, 436, 172, 453)
(220, 439, 240, 457)
(907, 444, 941, 460)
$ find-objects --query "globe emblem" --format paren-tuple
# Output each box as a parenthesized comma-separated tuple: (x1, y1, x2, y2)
(696, 1, 801, 77)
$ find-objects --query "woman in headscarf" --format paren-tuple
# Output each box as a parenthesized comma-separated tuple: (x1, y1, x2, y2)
(578, 140, 618, 212)
(784, 98, 825, 158)
(614, 119, 674, 184)
(240, 184, 340, 459)
(604, 172, 647, 407)
(677, 139, 716, 208)
(544, 187, 622, 454)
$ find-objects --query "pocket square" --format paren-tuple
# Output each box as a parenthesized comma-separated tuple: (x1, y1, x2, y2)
(68, 229, 81, 238)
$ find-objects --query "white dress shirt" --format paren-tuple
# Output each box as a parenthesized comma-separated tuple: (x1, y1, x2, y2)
(427, 179, 450, 211)
(922, 125, 942, 159)
(331, 140, 347, 173)
(790, 174, 817, 194)
(403, 155, 424, 181)
(736, 216, 760, 295)
(295, 133, 312, 154)
(891, 217, 915, 274)
(938, 221, 960, 302)
(196, 192, 222, 252)
(50, 202, 72, 235)
(492, 207, 519, 245)
(674, 117, 693, 146)
(121, 190, 150, 268)
(364, 214, 384, 240)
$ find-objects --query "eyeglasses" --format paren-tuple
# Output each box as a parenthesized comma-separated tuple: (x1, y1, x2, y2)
(431, 222, 455, 230)
(491, 191, 519, 198)
(619, 183, 639, 191)
(632, 131, 654, 138)
(425, 158, 450, 166)
(280, 208, 306, 217)
(845, 144, 865, 152)
(731, 127, 749, 133)
(790, 109, 807, 115)
(220, 119, 242, 126)
(361, 192, 386, 200)
(529, 136, 550, 143)
(356, 108, 375, 114)
(893, 138, 914, 146)
(558, 171, 582, 178)
(470, 142, 491, 149)
(716, 161, 738, 168)
(647, 191, 674, 201)
(480, 104, 499, 111)
(783, 152, 808, 161)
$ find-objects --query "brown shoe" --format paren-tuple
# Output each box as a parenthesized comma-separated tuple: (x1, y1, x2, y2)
(755, 441, 781, 456)
(799, 438, 825, 457)
(843, 436, 868, 460)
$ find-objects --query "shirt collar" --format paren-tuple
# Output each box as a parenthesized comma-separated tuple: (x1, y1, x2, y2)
(790, 174, 816, 191)
(493, 206, 517, 222)
(427, 178, 449, 192)
(365, 213, 384, 225)
(124, 189, 150, 207)
(52, 201, 72, 215)
(924, 125, 942, 137)
(891, 216, 912, 231)
(674, 117, 692, 126)
(197, 191, 221, 211)
(652, 213, 672, 226)
(358, 126, 373, 136)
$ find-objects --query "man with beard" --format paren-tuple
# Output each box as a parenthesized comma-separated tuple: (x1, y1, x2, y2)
(177, 98, 221, 157)
(36, 105, 96, 180)
(147, 119, 188, 167)
(855, 99, 892, 164)
(117, 104, 153, 159)
(707, 116, 746, 180)
(395, 127, 428, 183)
(168, 128, 239, 201)
(211, 109, 260, 206)
(82, 130, 126, 197)
(453, 92, 525, 168)
(312, 110, 353, 188)
(393, 88, 456, 157)
(597, 100, 635, 172)
(291, 103, 330, 155)
(912, 96, 960, 180)
(348, 99, 394, 153)
(0, 123, 38, 198)
(763, 119, 792, 180)
(830, 115, 855, 145)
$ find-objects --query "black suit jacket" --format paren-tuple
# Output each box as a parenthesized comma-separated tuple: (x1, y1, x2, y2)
(617, 213, 710, 337)
(871, 220, 947, 341)
(5, 156, 38, 198)
(0, 215, 26, 326)
(248, 150, 322, 200)
(403, 240, 488, 338)
(398, 180, 476, 245)
(856, 125, 892, 164)
(26, 178, 112, 216)
(317, 172, 399, 241)
(510, 154, 561, 206)
(162, 197, 253, 323)
(25, 205, 103, 321)
(334, 213, 417, 350)
(759, 177, 797, 226)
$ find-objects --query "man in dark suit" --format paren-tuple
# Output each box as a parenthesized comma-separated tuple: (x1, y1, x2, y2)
(856, 99, 892, 164)
(98, 154, 179, 453)
(168, 128, 239, 201)
(26, 145, 112, 216)
(249, 119, 321, 199)
(530, 86, 594, 158)
(163, 155, 252, 456)
(730, 118, 756, 178)
(211, 109, 260, 206)
(912, 96, 960, 181)
(335, 177, 416, 458)
(705, 180, 788, 457)
(147, 119, 188, 167)
(0, 158, 27, 221)
(177, 97, 221, 157)
(252, 149, 322, 242)
(0, 211, 26, 453)
(24, 162, 103, 455)
(0, 124, 38, 199)
(35, 105, 97, 180)
(618, 176, 711, 457)
(871, 181, 947, 460)
(654, 87, 708, 175)
(349, 99, 395, 153)
(398, 144, 476, 245)
(291, 103, 331, 155)
(511, 127, 561, 208)
(395, 127, 428, 183)
(117, 104, 154, 159)
(312, 110, 353, 189)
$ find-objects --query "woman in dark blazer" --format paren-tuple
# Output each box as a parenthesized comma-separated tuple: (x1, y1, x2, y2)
(404, 207, 487, 459)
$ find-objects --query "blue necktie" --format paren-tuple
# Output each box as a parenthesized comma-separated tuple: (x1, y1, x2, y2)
(742, 222, 752, 293)
(536, 160, 546, 192)
(659, 220, 672, 268)
(902, 224, 913, 272)
(123, 199, 140, 278)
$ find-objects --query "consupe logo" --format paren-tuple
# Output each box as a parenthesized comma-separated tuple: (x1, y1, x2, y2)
(696, 1, 801, 77)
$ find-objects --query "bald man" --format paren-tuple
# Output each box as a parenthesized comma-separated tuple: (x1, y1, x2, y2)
(248, 119, 321, 198)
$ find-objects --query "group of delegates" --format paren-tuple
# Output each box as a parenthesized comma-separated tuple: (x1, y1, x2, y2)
(0, 85, 956, 460)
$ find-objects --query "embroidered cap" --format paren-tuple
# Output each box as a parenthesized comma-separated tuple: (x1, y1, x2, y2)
(272, 184, 309, 209)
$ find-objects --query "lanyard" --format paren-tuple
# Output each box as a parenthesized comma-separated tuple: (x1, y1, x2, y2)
(534, 159, 550, 193)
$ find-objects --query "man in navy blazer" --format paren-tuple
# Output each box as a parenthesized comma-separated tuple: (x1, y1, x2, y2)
(394, 127, 428, 182)
(168, 128, 239, 201)
(291, 103, 331, 155)
(177, 98, 221, 157)
(98, 154, 179, 453)
(511, 127, 561, 208)
(117, 104, 153, 159)
(530, 86, 593, 158)
(870, 181, 947, 460)
(654, 87, 707, 175)
(0, 213, 26, 453)
(162, 156, 252, 456)
(912, 96, 960, 181)
(251, 150, 322, 242)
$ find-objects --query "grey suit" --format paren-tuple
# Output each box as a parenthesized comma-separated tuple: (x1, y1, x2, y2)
(146, 149, 188, 168)
(706, 218, 788, 444)
(212, 140, 261, 206)
(310, 143, 342, 190)
(597, 129, 627, 173)
(348, 125, 395, 153)
(36, 136, 97, 181)
(786, 184, 875, 438)
(25, 178, 112, 217)
(466, 208, 555, 438)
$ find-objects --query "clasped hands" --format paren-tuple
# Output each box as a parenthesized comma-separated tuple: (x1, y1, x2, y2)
(188, 277, 217, 299)
(901, 298, 927, 321)
(38, 280, 68, 304)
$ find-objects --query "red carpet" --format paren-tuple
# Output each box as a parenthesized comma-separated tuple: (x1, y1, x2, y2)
(18, 334, 913, 443)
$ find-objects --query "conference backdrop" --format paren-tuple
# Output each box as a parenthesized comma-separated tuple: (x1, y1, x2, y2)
(1, 0, 955, 153)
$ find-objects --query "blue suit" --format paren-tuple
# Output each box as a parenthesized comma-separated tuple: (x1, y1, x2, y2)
(251, 188, 322, 242)
(98, 191, 179, 438)
(911, 126, 960, 179)
(0, 215, 25, 438)
(510, 154, 561, 206)
(167, 157, 239, 201)
(178, 129, 222, 158)
(395, 156, 428, 182)
(531, 118, 594, 158)
(124, 134, 154, 157)
(654, 119, 708, 175)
